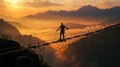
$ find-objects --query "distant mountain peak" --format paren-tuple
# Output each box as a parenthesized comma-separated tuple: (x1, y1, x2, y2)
(77, 5, 99, 11)
(82, 5, 98, 8)
(44, 10, 57, 14)
(109, 6, 120, 10)
(112, 6, 120, 8)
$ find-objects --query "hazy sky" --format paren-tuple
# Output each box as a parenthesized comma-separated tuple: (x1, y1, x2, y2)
(0, 0, 120, 18)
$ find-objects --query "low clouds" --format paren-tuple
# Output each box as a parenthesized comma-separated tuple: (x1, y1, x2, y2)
(0, 0, 119, 8)
(72, 0, 120, 8)
(0, 0, 62, 8)
(21, 0, 62, 7)
(94, 0, 120, 8)
(101, 0, 120, 8)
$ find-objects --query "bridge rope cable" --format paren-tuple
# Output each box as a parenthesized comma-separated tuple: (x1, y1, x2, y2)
(29, 25, 111, 49)
(28, 31, 51, 36)
(29, 31, 90, 49)
(20, 23, 119, 50)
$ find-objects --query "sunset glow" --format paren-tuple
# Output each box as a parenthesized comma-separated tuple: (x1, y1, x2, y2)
(5, 0, 21, 5)
(0, 0, 119, 18)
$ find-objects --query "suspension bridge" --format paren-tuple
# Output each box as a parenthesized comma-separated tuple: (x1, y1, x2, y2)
(28, 24, 117, 49)
(28, 29, 100, 49)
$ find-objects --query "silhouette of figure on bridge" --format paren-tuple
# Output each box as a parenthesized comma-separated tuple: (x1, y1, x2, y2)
(56, 23, 69, 41)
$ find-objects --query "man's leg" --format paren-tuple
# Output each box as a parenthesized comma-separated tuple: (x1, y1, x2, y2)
(60, 33, 62, 40)
(63, 33, 65, 40)
(63, 33, 66, 41)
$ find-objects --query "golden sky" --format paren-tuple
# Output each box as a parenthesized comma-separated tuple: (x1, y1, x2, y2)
(0, 0, 120, 18)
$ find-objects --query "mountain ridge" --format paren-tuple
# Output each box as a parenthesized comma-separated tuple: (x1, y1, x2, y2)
(25, 5, 120, 20)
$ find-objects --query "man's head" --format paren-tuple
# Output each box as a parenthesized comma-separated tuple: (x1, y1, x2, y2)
(61, 23, 63, 25)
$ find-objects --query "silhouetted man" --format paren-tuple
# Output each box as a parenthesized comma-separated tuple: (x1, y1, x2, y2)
(56, 23, 69, 41)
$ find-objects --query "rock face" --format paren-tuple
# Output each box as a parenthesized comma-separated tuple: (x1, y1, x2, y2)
(65, 23, 120, 67)
(0, 19, 21, 38)
(0, 38, 50, 67)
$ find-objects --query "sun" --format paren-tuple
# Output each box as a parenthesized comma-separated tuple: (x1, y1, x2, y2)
(4, 0, 21, 5)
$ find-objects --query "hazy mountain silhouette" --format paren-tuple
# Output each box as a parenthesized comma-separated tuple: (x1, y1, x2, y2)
(76, 5, 99, 12)
(8, 21, 29, 29)
(64, 23, 120, 67)
(65, 23, 88, 29)
(25, 5, 120, 20)
(100, 17, 120, 26)
(0, 19, 45, 46)
(0, 19, 21, 38)
(15, 35, 44, 47)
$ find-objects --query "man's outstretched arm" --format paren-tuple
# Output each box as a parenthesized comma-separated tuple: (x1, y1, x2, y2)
(56, 27, 60, 31)
(65, 26, 69, 29)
